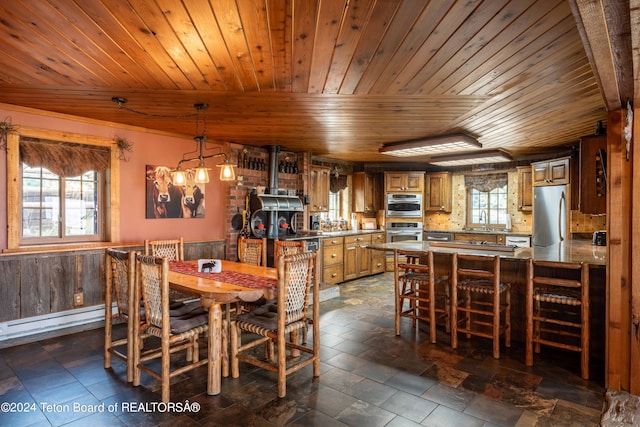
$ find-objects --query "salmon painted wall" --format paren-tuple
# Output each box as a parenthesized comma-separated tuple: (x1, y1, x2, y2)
(0, 105, 227, 250)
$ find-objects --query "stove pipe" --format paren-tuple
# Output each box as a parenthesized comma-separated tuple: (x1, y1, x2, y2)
(267, 145, 280, 239)
(268, 145, 280, 194)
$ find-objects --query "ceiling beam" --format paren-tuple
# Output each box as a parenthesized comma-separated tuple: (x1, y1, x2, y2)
(569, 0, 634, 110)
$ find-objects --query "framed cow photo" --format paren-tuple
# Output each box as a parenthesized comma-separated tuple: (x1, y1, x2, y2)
(145, 164, 205, 219)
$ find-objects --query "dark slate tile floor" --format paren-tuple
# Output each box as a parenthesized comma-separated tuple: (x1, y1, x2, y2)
(0, 272, 605, 426)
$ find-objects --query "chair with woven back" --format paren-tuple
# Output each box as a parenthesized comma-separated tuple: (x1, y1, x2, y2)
(132, 253, 210, 403)
(526, 259, 590, 379)
(393, 249, 450, 343)
(238, 236, 267, 266)
(273, 239, 304, 259)
(230, 251, 320, 398)
(450, 253, 511, 359)
(144, 238, 198, 303)
(104, 248, 138, 382)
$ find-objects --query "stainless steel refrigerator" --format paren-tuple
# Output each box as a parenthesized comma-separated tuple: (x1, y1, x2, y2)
(533, 185, 568, 246)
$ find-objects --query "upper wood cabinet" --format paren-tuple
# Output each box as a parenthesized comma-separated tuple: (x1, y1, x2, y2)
(385, 171, 424, 193)
(517, 166, 533, 211)
(532, 157, 570, 186)
(579, 134, 607, 214)
(310, 166, 330, 212)
(425, 171, 452, 212)
(352, 172, 381, 213)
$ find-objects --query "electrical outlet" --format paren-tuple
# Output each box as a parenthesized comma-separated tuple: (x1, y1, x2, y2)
(74, 292, 84, 306)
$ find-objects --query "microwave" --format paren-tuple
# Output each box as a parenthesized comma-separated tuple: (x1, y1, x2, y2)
(386, 193, 423, 218)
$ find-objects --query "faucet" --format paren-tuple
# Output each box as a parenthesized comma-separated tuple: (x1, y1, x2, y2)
(479, 210, 488, 231)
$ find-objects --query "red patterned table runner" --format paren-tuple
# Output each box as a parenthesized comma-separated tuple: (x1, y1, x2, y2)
(170, 261, 277, 291)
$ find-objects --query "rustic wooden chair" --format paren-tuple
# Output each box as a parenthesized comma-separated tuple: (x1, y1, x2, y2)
(230, 251, 320, 398)
(144, 237, 184, 261)
(144, 237, 198, 302)
(526, 259, 590, 379)
(394, 249, 449, 343)
(238, 236, 267, 266)
(132, 253, 210, 403)
(451, 253, 511, 359)
(274, 239, 304, 258)
(104, 248, 138, 382)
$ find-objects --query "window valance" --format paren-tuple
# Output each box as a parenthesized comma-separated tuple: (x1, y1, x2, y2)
(330, 175, 348, 193)
(20, 137, 110, 177)
(464, 172, 508, 192)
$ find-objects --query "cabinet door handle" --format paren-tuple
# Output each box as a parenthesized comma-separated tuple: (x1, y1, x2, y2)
(331, 253, 337, 258)
(331, 273, 337, 278)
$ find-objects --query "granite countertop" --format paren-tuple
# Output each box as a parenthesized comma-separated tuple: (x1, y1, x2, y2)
(369, 239, 605, 266)
(424, 229, 531, 237)
(319, 229, 384, 237)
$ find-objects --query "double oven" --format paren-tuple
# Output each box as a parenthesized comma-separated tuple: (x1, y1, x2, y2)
(385, 193, 424, 244)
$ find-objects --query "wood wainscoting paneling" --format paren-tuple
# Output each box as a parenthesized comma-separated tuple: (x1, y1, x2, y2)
(0, 240, 226, 323)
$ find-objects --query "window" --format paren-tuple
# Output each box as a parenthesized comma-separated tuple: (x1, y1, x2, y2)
(464, 173, 509, 230)
(21, 165, 101, 243)
(6, 128, 119, 250)
(328, 191, 340, 221)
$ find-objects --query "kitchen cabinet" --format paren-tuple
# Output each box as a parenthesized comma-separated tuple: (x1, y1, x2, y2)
(425, 172, 452, 212)
(385, 171, 424, 193)
(321, 236, 344, 284)
(517, 166, 533, 211)
(370, 232, 386, 274)
(344, 234, 372, 281)
(579, 134, 606, 214)
(532, 157, 570, 186)
(310, 166, 330, 211)
(352, 172, 381, 213)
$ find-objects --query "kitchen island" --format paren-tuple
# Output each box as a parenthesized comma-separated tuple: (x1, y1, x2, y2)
(369, 238, 606, 376)
(370, 238, 606, 265)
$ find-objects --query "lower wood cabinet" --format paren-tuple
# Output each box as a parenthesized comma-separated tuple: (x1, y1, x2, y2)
(344, 234, 372, 281)
(370, 232, 386, 274)
(321, 236, 344, 284)
(321, 232, 384, 284)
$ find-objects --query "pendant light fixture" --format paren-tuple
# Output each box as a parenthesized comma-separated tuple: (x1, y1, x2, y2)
(111, 97, 235, 183)
(173, 103, 235, 184)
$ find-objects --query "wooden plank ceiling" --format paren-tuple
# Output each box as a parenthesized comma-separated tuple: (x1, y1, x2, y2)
(0, 0, 631, 163)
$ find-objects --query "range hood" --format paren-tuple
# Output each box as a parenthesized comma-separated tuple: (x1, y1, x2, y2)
(250, 193, 303, 212)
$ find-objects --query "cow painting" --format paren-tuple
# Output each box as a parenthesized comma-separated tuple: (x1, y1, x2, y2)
(177, 169, 205, 218)
(145, 165, 185, 218)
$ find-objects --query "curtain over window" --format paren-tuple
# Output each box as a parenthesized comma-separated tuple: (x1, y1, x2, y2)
(20, 137, 110, 177)
(464, 173, 508, 192)
(330, 175, 348, 193)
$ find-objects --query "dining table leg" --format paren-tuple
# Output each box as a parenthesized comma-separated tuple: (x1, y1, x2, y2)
(207, 301, 222, 395)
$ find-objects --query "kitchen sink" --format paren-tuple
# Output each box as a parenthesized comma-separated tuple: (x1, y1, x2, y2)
(429, 240, 522, 254)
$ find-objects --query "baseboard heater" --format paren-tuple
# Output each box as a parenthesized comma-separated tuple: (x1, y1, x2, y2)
(0, 305, 109, 342)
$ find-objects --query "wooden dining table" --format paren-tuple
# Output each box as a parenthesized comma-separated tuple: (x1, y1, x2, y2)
(168, 260, 277, 395)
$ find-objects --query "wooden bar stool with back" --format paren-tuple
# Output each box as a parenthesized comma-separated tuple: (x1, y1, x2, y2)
(451, 253, 511, 359)
(526, 259, 590, 379)
(393, 249, 450, 343)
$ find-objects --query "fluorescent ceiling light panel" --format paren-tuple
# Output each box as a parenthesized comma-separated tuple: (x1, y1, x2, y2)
(428, 150, 512, 167)
(379, 134, 481, 157)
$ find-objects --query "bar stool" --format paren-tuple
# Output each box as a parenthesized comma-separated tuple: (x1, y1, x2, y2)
(393, 249, 449, 343)
(526, 259, 589, 379)
(451, 253, 511, 359)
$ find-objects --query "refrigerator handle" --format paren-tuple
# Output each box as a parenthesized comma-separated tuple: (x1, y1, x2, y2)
(559, 191, 566, 242)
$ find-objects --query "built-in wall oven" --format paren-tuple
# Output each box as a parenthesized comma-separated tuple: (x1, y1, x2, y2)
(386, 221, 424, 243)
(386, 194, 423, 218)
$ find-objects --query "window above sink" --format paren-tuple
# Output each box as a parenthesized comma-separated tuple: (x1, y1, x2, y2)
(465, 173, 509, 230)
